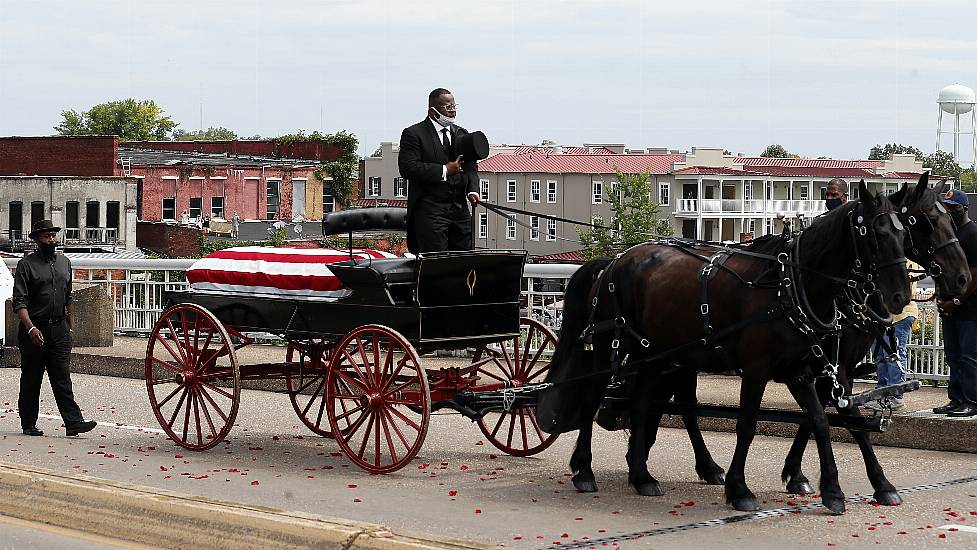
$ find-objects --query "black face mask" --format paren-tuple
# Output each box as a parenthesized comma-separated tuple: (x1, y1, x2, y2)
(825, 197, 844, 211)
(39, 243, 56, 256)
(950, 210, 967, 229)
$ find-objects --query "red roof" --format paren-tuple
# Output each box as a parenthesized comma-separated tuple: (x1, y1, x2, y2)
(673, 166, 758, 176)
(735, 157, 884, 169)
(507, 145, 618, 155)
(882, 171, 950, 180)
(531, 250, 587, 263)
(748, 166, 879, 178)
(477, 153, 685, 175)
(354, 198, 408, 208)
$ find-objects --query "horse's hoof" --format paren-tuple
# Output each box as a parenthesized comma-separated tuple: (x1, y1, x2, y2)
(873, 490, 902, 506)
(635, 480, 663, 497)
(700, 470, 726, 485)
(823, 496, 846, 515)
(572, 476, 598, 493)
(729, 496, 759, 512)
(786, 479, 814, 495)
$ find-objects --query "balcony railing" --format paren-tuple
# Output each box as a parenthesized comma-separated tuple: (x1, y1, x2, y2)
(677, 198, 826, 216)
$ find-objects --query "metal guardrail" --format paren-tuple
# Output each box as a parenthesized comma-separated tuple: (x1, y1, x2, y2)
(1, 258, 948, 380)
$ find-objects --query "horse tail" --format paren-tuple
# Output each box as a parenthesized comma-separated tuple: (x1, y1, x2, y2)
(551, 257, 614, 370)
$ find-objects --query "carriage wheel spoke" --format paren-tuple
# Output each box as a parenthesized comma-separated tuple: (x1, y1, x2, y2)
(386, 404, 421, 432)
(381, 408, 412, 450)
(179, 310, 192, 365)
(519, 410, 529, 450)
(164, 318, 188, 365)
(166, 387, 189, 430)
(197, 384, 230, 423)
(381, 379, 418, 400)
(379, 355, 411, 395)
(506, 412, 516, 448)
(474, 368, 508, 384)
(371, 334, 381, 387)
(334, 367, 369, 394)
(314, 379, 329, 430)
(378, 410, 399, 464)
(195, 387, 219, 439)
(526, 362, 552, 382)
(341, 349, 372, 389)
(196, 329, 217, 372)
(191, 387, 204, 446)
(518, 330, 535, 378)
(527, 409, 546, 442)
(341, 405, 372, 441)
(373, 407, 382, 466)
(356, 411, 376, 460)
(301, 377, 327, 417)
(356, 337, 373, 386)
(150, 357, 182, 375)
(333, 403, 367, 423)
(489, 412, 506, 438)
(196, 368, 234, 381)
(156, 383, 185, 408)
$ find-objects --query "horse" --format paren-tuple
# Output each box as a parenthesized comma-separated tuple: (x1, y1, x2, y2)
(567, 174, 971, 507)
(778, 173, 970, 502)
(536, 181, 911, 513)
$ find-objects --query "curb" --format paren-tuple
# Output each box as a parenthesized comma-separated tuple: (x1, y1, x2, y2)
(0, 462, 496, 550)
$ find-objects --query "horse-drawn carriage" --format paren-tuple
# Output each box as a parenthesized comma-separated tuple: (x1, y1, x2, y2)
(144, 207, 558, 473)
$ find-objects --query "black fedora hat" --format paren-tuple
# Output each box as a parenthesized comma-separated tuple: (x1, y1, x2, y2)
(457, 130, 490, 162)
(28, 219, 61, 239)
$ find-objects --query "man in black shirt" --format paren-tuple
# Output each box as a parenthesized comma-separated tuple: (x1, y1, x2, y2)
(12, 220, 96, 436)
(935, 190, 977, 417)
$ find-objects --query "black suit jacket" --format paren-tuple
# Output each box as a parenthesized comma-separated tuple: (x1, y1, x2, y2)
(398, 119, 479, 251)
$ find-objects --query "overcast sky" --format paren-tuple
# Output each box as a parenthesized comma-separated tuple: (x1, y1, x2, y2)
(1, 0, 976, 162)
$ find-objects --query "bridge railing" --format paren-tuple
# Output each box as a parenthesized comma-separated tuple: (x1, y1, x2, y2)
(2, 258, 948, 380)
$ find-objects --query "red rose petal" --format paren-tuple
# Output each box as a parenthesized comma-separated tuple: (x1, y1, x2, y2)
(474, 509, 482, 514)
(250, 480, 259, 485)
(449, 490, 458, 497)
(347, 484, 357, 488)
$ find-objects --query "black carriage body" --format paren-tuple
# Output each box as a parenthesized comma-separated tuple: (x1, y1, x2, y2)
(166, 249, 526, 350)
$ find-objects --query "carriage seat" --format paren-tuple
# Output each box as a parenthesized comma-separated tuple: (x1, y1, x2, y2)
(353, 257, 416, 285)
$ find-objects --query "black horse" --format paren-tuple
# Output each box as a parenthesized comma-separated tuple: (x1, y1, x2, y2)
(537, 182, 911, 513)
(561, 174, 971, 508)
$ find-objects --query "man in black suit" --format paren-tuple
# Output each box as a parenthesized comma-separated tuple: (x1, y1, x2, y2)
(399, 88, 480, 254)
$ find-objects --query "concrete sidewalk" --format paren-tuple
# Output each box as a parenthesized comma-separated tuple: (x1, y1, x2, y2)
(2, 336, 975, 453)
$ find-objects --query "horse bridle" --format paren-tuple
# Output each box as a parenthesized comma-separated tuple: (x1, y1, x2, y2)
(897, 196, 958, 279)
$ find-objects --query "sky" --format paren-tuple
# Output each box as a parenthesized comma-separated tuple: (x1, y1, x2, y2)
(1, 0, 976, 162)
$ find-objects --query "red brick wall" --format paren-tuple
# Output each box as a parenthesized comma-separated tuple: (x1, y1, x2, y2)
(122, 140, 343, 162)
(134, 166, 315, 222)
(136, 221, 202, 257)
(0, 136, 118, 176)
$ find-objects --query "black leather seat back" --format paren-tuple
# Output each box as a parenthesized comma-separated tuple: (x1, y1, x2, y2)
(322, 207, 408, 236)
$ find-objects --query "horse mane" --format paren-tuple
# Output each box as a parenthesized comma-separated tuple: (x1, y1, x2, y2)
(738, 234, 788, 256)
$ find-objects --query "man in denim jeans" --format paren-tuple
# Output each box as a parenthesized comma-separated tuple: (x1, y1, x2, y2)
(935, 189, 977, 417)
(865, 262, 919, 411)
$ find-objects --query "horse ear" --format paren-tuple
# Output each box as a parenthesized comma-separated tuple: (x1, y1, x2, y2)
(858, 180, 872, 205)
(914, 171, 930, 198)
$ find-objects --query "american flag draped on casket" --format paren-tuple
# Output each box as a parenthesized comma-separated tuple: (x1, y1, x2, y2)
(186, 247, 396, 300)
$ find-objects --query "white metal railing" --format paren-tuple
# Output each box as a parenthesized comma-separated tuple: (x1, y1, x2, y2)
(1, 258, 949, 381)
(678, 198, 827, 216)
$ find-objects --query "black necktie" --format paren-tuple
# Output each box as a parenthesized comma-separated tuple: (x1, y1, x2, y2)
(441, 128, 451, 155)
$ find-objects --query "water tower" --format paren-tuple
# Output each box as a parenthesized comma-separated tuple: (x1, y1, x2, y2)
(936, 83, 977, 166)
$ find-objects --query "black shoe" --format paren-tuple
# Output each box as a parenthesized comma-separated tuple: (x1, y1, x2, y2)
(22, 427, 44, 436)
(933, 401, 961, 414)
(948, 405, 977, 418)
(65, 420, 97, 436)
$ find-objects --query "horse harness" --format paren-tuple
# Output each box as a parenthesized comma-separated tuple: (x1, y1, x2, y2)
(580, 203, 907, 408)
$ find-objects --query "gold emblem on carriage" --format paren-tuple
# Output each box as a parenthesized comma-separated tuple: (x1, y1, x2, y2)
(466, 269, 477, 297)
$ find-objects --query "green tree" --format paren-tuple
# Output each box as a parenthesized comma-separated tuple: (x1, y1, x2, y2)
(960, 168, 977, 193)
(54, 99, 178, 141)
(579, 171, 673, 259)
(173, 126, 239, 141)
(868, 143, 924, 161)
(760, 144, 799, 158)
(923, 150, 961, 178)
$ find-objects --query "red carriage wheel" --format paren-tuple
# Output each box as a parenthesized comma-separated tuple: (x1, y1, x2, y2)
(473, 317, 560, 457)
(325, 325, 429, 473)
(285, 339, 338, 438)
(145, 303, 240, 451)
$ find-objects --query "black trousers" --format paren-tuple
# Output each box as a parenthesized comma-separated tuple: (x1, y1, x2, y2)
(18, 320, 83, 430)
(410, 199, 473, 254)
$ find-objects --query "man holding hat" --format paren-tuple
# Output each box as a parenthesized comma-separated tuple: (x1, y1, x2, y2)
(399, 87, 488, 254)
(12, 220, 96, 436)
(935, 189, 977, 417)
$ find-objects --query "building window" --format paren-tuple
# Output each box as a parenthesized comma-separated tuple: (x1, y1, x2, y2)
(658, 182, 670, 206)
(31, 201, 45, 229)
(506, 218, 516, 240)
(748, 219, 757, 235)
(85, 201, 99, 228)
(592, 181, 603, 204)
(211, 197, 225, 219)
(393, 177, 407, 197)
(745, 182, 754, 201)
(799, 185, 809, 201)
(266, 180, 280, 220)
(65, 202, 79, 229)
(547, 180, 558, 203)
(189, 197, 202, 220)
(480, 179, 490, 201)
(8, 202, 22, 240)
(368, 177, 381, 197)
(530, 180, 540, 203)
(546, 219, 557, 241)
(478, 213, 487, 238)
(507, 180, 517, 202)
(162, 198, 176, 221)
(106, 201, 120, 230)
(323, 194, 335, 214)
(530, 215, 540, 240)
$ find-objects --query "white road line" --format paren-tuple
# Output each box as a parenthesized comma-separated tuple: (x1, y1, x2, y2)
(939, 524, 977, 533)
(1, 408, 166, 434)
